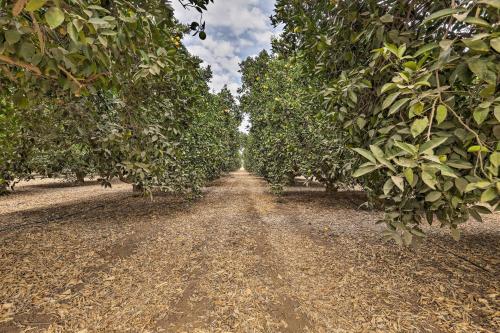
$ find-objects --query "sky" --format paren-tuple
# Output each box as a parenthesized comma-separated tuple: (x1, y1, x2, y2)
(171, 0, 280, 132)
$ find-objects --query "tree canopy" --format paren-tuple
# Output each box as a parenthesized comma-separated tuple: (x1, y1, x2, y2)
(242, 0, 499, 244)
(1, 0, 240, 195)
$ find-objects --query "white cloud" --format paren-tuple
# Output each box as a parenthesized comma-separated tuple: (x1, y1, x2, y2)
(171, 1, 280, 131)
(239, 114, 251, 133)
(173, 0, 268, 37)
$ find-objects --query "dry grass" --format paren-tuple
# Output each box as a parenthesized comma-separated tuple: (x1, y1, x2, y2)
(0, 172, 498, 332)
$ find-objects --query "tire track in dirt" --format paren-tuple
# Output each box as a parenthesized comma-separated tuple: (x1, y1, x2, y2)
(158, 172, 312, 332)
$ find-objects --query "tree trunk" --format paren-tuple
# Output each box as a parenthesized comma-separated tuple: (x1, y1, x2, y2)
(75, 172, 86, 185)
(0, 183, 8, 195)
(133, 184, 144, 193)
(326, 182, 338, 193)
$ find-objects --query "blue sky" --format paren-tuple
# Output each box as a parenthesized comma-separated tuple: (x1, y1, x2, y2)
(172, 0, 280, 132)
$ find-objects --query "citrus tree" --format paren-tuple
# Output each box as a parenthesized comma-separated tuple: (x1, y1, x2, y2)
(240, 50, 357, 194)
(248, 0, 500, 243)
(1, 0, 241, 195)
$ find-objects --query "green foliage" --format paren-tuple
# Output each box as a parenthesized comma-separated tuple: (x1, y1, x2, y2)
(240, 51, 355, 194)
(263, 0, 499, 243)
(1, 1, 241, 195)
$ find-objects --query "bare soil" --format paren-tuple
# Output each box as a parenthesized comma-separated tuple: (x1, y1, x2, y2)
(0, 171, 498, 332)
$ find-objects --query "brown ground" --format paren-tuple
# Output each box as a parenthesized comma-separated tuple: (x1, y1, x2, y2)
(0, 170, 498, 333)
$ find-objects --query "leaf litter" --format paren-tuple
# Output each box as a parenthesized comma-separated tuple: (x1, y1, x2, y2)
(0, 171, 498, 332)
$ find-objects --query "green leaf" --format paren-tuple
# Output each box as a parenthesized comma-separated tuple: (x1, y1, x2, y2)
(353, 165, 380, 178)
(419, 137, 448, 154)
(425, 191, 442, 202)
(463, 17, 491, 28)
(19, 42, 36, 61)
(89, 18, 109, 26)
(467, 145, 489, 153)
(491, 38, 500, 53)
(422, 8, 467, 25)
(384, 42, 399, 57)
(490, 152, 500, 168)
(380, 14, 393, 23)
(382, 92, 401, 110)
(411, 117, 429, 137)
(45, 7, 65, 29)
(404, 168, 414, 186)
(388, 98, 410, 115)
(447, 159, 474, 169)
(397, 44, 407, 58)
(356, 117, 366, 129)
(473, 107, 490, 125)
(73, 19, 84, 32)
(436, 104, 447, 124)
(468, 58, 496, 84)
(349, 90, 358, 104)
(410, 102, 424, 116)
(370, 145, 396, 173)
(381, 83, 397, 94)
(469, 208, 483, 223)
(477, 181, 492, 189)
(495, 106, 500, 122)
(67, 22, 78, 43)
(455, 178, 468, 194)
(383, 178, 394, 195)
(478, 0, 500, 9)
(87, 5, 110, 13)
(467, 58, 487, 76)
(352, 148, 377, 164)
(5, 30, 21, 45)
(462, 38, 490, 52)
(422, 170, 437, 189)
(26, 0, 46, 11)
(403, 61, 417, 71)
(395, 158, 417, 168)
(391, 176, 404, 191)
(468, 145, 481, 153)
(394, 141, 418, 155)
(439, 39, 454, 51)
(433, 163, 458, 178)
(414, 43, 439, 57)
(370, 145, 385, 159)
(410, 227, 426, 238)
(451, 196, 461, 208)
(481, 188, 497, 202)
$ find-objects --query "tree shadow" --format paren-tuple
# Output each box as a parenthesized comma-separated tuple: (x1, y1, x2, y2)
(280, 188, 368, 209)
(21, 179, 102, 189)
(0, 190, 190, 235)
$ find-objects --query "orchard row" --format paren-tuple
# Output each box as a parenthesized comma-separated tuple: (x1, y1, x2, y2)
(242, 0, 499, 244)
(1, 0, 241, 196)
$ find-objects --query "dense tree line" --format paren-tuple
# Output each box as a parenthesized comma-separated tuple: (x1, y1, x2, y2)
(242, 0, 499, 244)
(0, 0, 240, 196)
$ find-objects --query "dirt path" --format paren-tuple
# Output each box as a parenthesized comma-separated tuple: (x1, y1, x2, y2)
(0, 171, 499, 332)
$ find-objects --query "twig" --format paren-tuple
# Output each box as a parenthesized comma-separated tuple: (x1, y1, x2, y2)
(12, 0, 27, 16)
(430, 240, 492, 273)
(30, 12, 45, 54)
(58, 65, 84, 89)
(427, 86, 438, 140)
(85, 72, 110, 84)
(0, 54, 42, 75)
(2, 66, 17, 82)
(434, 71, 488, 176)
